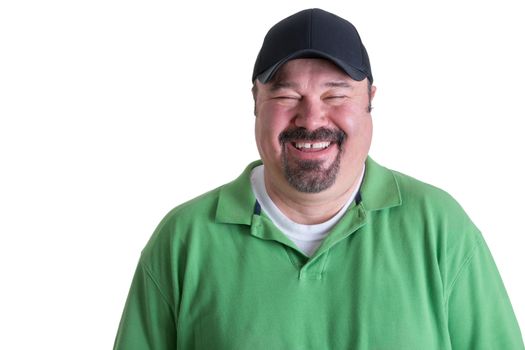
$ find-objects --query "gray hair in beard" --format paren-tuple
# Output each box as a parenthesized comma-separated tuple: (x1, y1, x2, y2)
(278, 127, 346, 193)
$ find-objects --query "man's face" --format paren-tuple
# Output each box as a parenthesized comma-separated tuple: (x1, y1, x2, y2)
(254, 58, 375, 196)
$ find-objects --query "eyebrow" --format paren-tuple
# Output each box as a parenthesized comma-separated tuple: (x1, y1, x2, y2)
(269, 81, 299, 92)
(324, 81, 353, 88)
(269, 80, 353, 92)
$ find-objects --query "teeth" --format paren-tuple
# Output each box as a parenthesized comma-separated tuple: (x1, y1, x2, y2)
(294, 142, 331, 149)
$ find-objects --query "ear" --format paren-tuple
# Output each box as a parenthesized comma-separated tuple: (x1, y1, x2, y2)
(252, 82, 259, 116)
(370, 85, 377, 101)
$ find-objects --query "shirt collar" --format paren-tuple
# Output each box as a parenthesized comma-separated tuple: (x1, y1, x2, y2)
(360, 157, 403, 211)
(215, 160, 261, 225)
(215, 157, 402, 225)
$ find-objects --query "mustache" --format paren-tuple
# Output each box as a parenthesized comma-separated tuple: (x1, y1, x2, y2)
(279, 127, 346, 146)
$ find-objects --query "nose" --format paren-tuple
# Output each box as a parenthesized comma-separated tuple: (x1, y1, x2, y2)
(293, 97, 328, 130)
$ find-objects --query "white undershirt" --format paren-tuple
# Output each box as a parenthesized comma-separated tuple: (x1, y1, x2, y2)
(250, 165, 365, 256)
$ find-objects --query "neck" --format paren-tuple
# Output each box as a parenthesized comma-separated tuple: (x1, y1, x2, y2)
(264, 165, 364, 225)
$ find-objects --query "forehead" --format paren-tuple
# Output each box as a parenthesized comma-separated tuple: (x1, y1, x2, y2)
(270, 58, 353, 85)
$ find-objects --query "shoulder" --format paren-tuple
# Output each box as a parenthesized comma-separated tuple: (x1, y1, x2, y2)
(391, 167, 477, 229)
(140, 161, 260, 260)
(364, 158, 482, 248)
(386, 166, 483, 255)
(165, 187, 223, 228)
(391, 168, 461, 212)
(362, 157, 464, 218)
(368, 161, 485, 287)
(141, 186, 223, 256)
(393, 169, 479, 236)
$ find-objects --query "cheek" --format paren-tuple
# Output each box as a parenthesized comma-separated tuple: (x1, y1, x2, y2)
(331, 105, 365, 132)
(344, 118, 373, 158)
(255, 115, 287, 161)
(257, 105, 294, 140)
(331, 106, 373, 149)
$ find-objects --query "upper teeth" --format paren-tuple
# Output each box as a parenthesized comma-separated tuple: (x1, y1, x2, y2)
(294, 142, 331, 149)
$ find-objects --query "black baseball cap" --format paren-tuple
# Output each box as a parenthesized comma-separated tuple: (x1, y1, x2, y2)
(252, 8, 373, 84)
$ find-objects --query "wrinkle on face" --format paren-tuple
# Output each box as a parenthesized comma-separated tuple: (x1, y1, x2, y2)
(254, 58, 374, 199)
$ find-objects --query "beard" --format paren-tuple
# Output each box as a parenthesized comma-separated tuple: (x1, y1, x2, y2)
(279, 127, 346, 193)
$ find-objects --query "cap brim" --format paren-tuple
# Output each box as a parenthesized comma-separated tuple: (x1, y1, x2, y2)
(256, 49, 368, 83)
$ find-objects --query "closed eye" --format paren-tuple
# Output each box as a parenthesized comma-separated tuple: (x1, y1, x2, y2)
(325, 95, 348, 101)
(273, 95, 301, 101)
(324, 95, 349, 106)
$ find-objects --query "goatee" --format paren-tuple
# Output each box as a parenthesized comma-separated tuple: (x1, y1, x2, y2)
(279, 127, 346, 193)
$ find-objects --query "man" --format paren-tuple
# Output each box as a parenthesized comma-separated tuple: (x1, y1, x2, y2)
(114, 8, 524, 349)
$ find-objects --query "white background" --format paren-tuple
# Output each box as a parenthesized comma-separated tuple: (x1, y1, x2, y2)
(1, 0, 524, 348)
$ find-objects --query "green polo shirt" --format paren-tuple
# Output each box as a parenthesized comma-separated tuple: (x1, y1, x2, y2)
(114, 158, 524, 349)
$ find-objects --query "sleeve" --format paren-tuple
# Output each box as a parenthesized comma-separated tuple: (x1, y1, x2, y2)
(113, 260, 177, 350)
(446, 235, 524, 349)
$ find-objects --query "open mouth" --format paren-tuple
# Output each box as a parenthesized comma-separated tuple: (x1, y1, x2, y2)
(292, 141, 332, 151)
(279, 127, 346, 155)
